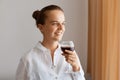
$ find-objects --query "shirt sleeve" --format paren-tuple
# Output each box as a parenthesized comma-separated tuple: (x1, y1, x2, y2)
(16, 58, 29, 80)
(70, 51, 86, 80)
(71, 64, 86, 80)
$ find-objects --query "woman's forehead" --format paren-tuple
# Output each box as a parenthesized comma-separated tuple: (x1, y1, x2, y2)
(45, 10, 65, 22)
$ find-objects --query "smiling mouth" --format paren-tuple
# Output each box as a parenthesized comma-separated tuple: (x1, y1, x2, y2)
(55, 32, 63, 36)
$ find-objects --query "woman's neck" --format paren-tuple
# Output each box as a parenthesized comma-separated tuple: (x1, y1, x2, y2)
(41, 40, 59, 63)
(41, 40, 58, 51)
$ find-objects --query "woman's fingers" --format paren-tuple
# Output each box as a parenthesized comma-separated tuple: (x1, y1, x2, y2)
(62, 50, 80, 71)
(62, 50, 76, 64)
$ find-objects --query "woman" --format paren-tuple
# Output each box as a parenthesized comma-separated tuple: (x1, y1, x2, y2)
(16, 5, 85, 80)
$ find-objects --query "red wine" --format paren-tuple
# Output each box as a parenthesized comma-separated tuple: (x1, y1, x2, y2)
(61, 47, 74, 53)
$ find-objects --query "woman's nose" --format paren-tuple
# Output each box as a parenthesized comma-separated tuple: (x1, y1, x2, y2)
(58, 23, 65, 30)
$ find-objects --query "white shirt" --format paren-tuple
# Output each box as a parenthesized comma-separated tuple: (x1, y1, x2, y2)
(16, 42, 85, 80)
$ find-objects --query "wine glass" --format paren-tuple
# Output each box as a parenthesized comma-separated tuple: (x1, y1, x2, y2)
(60, 41, 75, 73)
(60, 41, 74, 53)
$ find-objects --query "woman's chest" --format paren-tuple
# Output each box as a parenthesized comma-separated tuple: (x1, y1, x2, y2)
(29, 55, 73, 80)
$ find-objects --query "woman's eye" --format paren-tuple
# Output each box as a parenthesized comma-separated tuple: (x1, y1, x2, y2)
(51, 22, 65, 26)
(52, 23, 59, 26)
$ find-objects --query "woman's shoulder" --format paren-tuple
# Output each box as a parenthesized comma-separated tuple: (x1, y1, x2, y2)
(20, 48, 35, 62)
(20, 44, 41, 62)
(19, 41, 48, 63)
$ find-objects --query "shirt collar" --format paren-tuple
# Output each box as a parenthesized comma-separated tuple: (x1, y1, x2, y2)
(36, 41, 50, 52)
(35, 41, 62, 53)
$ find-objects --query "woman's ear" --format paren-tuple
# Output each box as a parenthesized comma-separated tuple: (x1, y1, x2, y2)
(37, 24, 44, 33)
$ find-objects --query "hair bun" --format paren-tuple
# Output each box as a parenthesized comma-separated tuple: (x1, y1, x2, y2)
(32, 10, 40, 20)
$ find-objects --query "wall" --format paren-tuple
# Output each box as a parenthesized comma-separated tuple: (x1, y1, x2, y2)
(0, 0, 88, 80)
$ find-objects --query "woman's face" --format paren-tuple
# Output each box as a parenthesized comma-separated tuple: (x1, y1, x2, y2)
(39, 10, 65, 42)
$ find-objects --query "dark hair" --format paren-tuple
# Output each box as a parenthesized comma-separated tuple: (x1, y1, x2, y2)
(32, 5, 64, 26)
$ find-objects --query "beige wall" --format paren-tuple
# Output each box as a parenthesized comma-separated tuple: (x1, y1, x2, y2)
(0, 0, 88, 80)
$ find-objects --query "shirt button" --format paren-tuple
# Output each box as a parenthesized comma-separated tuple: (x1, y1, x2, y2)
(55, 76, 58, 80)
(51, 65, 56, 69)
(51, 66, 53, 69)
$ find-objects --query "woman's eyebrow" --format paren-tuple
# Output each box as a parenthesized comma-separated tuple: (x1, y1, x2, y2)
(50, 21, 59, 23)
(50, 20, 66, 23)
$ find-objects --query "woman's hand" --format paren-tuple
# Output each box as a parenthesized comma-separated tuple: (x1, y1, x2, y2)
(62, 50, 80, 72)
